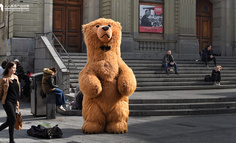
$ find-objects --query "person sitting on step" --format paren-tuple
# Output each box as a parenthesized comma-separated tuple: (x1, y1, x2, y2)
(162, 50, 179, 75)
(212, 65, 222, 86)
(202, 44, 217, 67)
(42, 67, 66, 112)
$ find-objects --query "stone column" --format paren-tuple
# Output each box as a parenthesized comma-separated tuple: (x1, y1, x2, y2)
(225, 0, 234, 56)
(44, 0, 53, 33)
(83, 0, 100, 24)
(176, 0, 199, 58)
(111, 0, 135, 52)
(164, 0, 176, 52)
(235, 0, 236, 55)
(0, 1, 8, 62)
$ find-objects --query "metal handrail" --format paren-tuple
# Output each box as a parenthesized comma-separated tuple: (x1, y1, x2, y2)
(49, 32, 78, 70)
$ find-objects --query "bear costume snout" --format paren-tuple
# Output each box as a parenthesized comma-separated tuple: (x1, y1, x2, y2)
(97, 25, 112, 43)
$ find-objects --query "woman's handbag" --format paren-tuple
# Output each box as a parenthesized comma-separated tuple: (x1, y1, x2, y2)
(15, 110, 23, 130)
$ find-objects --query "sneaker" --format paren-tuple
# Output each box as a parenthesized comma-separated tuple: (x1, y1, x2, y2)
(58, 105, 66, 112)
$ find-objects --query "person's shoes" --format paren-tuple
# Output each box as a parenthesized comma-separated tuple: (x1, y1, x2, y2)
(216, 83, 221, 86)
(58, 105, 66, 112)
(166, 72, 169, 75)
(175, 72, 179, 75)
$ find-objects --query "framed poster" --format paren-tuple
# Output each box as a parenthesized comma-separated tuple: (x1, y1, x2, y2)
(139, 4, 163, 33)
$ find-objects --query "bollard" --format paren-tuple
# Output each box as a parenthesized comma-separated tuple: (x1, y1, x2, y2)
(46, 92, 56, 119)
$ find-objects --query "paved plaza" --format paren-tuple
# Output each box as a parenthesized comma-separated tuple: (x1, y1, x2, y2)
(0, 89, 236, 143)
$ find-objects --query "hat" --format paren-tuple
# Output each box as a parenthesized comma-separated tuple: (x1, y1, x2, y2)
(14, 59, 19, 63)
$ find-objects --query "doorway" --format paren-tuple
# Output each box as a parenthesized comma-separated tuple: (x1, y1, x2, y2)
(53, 0, 83, 53)
(196, 0, 212, 52)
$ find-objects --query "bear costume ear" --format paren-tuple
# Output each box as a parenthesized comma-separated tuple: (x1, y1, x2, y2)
(82, 24, 87, 34)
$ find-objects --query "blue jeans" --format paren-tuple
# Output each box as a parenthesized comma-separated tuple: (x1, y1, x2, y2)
(52, 88, 66, 106)
(163, 62, 178, 73)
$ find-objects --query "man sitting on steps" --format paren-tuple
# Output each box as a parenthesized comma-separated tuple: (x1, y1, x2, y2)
(162, 50, 179, 75)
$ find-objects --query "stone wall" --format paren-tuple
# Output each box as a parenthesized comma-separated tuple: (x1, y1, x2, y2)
(9, 0, 44, 38)
(0, 0, 8, 62)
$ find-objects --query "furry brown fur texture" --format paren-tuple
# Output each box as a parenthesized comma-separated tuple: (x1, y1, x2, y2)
(79, 18, 136, 134)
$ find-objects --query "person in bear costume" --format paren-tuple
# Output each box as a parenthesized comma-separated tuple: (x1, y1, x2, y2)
(79, 18, 137, 134)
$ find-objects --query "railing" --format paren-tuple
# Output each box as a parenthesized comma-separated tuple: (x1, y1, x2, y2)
(36, 32, 78, 70)
(136, 39, 176, 52)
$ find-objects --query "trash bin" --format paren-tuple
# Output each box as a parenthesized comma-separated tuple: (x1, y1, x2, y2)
(31, 72, 46, 116)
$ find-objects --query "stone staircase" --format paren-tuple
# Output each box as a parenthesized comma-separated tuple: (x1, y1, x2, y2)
(129, 97, 236, 116)
(60, 53, 236, 116)
(61, 53, 236, 92)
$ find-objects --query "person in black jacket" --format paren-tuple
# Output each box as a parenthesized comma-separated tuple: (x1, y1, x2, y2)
(162, 50, 178, 75)
(212, 65, 222, 86)
(202, 44, 217, 67)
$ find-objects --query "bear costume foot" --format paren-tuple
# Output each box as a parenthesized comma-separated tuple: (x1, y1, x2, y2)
(82, 121, 105, 134)
(106, 121, 128, 134)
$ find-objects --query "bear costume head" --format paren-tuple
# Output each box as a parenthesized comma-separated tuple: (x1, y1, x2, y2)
(82, 18, 122, 60)
(79, 18, 136, 134)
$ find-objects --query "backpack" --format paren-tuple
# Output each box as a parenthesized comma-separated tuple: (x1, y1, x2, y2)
(76, 91, 83, 110)
(27, 124, 63, 139)
(204, 75, 212, 82)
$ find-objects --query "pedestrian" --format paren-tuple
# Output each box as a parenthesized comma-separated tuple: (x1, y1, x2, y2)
(14, 59, 31, 102)
(162, 50, 179, 75)
(0, 61, 21, 143)
(0, 60, 7, 79)
(42, 67, 66, 111)
(202, 44, 217, 67)
(212, 65, 222, 86)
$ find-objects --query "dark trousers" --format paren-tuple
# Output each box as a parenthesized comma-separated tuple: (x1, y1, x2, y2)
(163, 62, 178, 73)
(52, 88, 66, 106)
(205, 56, 216, 66)
(0, 100, 16, 143)
(212, 75, 221, 82)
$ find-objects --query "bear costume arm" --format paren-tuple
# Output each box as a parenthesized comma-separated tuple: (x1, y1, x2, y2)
(117, 58, 137, 96)
(79, 69, 102, 98)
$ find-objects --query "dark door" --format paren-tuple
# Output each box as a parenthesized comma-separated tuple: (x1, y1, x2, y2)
(53, 0, 83, 53)
(196, 0, 212, 52)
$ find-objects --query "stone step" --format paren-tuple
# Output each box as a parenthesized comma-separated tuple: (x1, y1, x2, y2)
(129, 102, 236, 110)
(62, 59, 236, 64)
(137, 81, 236, 87)
(136, 77, 236, 82)
(129, 107, 236, 116)
(68, 70, 236, 75)
(135, 85, 236, 91)
(68, 74, 236, 80)
(129, 98, 236, 104)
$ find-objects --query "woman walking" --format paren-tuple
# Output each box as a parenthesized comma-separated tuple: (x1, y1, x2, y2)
(0, 62, 21, 143)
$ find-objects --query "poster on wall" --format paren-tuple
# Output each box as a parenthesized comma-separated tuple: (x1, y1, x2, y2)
(139, 4, 163, 33)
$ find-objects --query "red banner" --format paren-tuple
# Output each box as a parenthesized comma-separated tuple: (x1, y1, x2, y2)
(139, 26, 163, 33)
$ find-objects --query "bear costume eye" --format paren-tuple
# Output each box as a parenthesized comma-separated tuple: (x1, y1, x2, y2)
(108, 24, 111, 27)
(96, 25, 99, 28)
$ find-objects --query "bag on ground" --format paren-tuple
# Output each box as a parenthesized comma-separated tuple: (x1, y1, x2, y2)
(204, 75, 212, 82)
(27, 124, 63, 139)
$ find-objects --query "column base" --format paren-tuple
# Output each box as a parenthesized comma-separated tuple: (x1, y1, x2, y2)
(176, 36, 199, 59)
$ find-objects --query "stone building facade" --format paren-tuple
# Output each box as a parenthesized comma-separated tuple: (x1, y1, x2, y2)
(0, 0, 235, 72)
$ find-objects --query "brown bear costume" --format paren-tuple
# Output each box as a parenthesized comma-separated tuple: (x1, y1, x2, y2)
(79, 18, 137, 134)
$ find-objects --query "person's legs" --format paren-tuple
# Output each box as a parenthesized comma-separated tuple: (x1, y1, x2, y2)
(2, 101, 16, 143)
(163, 63, 168, 74)
(212, 57, 217, 66)
(173, 63, 178, 74)
(52, 88, 66, 106)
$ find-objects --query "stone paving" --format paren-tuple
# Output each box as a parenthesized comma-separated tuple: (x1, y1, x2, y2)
(0, 89, 236, 143)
